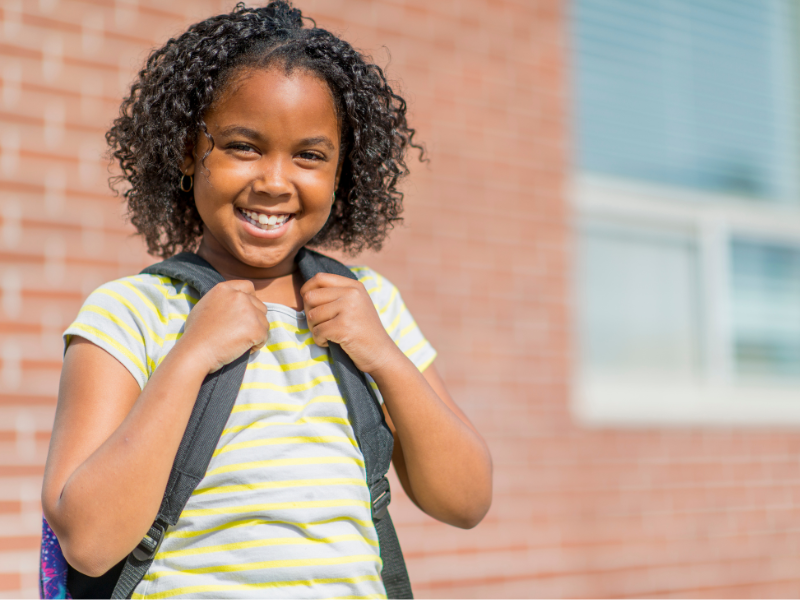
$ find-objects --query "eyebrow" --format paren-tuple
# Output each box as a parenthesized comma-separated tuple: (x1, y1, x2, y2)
(299, 136, 336, 151)
(218, 127, 335, 151)
(218, 125, 261, 139)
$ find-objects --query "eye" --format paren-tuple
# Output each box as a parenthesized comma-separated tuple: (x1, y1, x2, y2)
(227, 142, 258, 154)
(297, 151, 325, 162)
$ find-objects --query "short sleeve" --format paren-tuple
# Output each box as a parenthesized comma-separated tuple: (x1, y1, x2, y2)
(62, 275, 181, 390)
(350, 266, 437, 402)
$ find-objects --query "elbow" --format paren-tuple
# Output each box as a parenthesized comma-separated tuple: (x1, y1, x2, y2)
(63, 543, 118, 578)
(441, 462, 494, 530)
(451, 490, 492, 529)
(456, 451, 493, 529)
(42, 504, 129, 578)
(46, 526, 120, 578)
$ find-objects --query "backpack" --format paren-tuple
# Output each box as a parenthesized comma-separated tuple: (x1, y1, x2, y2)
(40, 248, 412, 599)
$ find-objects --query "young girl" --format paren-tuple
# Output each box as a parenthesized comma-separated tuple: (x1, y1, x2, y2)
(41, 2, 493, 598)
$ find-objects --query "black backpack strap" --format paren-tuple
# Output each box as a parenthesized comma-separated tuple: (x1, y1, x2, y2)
(296, 247, 413, 599)
(112, 249, 412, 599)
(111, 253, 251, 598)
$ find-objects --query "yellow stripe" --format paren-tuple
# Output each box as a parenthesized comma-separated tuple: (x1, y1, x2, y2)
(132, 275, 199, 304)
(205, 455, 363, 477)
(212, 435, 357, 458)
(119, 281, 172, 325)
(181, 498, 370, 518)
(418, 352, 437, 372)
(193, 477, 366, 496)
(133, 575, 383, 599)
(222, 415, 348, 436)
(372, 273, 384, 295)
(240, 374, 336, 393)
(69, 323, 148, 378)
(359, 272, 383, 295)
(94, 288, 178, 346)
(265, 337, 317, 352)
(231, 395, 344, 414)
(247, 355, 328, 373)
(397, 322, 416, 341)
(156, 532, 377, 560)
(164, 515, 375, 540)
(403, 340, 427, 358)
(378, 286, 397, 315)
(145, 554, 379, 579)
(385, 304, 407, 336)
(79, 305, 146, 347)
(268, 320, 310, 335)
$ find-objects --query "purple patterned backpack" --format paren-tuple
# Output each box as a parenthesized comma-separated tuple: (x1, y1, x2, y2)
(40, 516, 71, 599)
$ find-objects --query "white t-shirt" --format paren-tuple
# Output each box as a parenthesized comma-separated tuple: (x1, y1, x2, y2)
(64, 265, 436, 599)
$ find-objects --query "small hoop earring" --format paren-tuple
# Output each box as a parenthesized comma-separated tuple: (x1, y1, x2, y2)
(180, 174, 193, 192)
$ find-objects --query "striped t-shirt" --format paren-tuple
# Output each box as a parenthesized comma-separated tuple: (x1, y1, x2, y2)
(63, 265, 436, 600)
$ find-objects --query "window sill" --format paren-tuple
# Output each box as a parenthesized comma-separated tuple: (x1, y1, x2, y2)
(574, 375, 800, 427)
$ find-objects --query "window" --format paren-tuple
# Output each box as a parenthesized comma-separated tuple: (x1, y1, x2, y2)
(571, 0, 800, 425)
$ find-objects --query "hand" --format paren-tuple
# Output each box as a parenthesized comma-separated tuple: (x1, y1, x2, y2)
(180, 280, 269, 373)
(301, 273, 399, 374)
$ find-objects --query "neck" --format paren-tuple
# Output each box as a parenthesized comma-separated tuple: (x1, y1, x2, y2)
(196, 237, 304, 310)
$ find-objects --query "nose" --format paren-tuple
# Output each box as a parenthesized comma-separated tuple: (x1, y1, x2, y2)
(252, 154, 293, 198)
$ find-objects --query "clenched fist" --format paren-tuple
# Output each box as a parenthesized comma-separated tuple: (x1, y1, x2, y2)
(180, 280, 270, 373)
(301, 273, 399, 375)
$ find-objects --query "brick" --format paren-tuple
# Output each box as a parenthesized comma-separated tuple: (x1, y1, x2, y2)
(4, 0, 800, 598)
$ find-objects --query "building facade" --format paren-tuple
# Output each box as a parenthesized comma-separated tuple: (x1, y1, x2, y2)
(1, 0, 800, 597)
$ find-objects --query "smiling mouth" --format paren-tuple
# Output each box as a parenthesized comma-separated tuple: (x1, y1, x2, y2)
(239, 208, 294, 231)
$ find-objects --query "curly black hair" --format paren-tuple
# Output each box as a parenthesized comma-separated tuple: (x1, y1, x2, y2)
(106, 1, 424, 258)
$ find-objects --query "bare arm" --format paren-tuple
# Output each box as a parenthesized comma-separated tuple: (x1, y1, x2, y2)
(302, 274, 493, 528)
(41, 281, 269, 576)
(381, 365, 490, 525)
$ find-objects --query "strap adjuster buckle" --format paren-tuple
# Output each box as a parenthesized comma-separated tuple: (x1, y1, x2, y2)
(370, 477, 391, 521)
(132, 520, 167, 561)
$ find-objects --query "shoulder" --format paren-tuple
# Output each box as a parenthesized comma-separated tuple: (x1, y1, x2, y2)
(83, 274, 199, 318)
(348, 265, 402, 315)
(347, 265, 438, 375)
(66, 274, 201, 389)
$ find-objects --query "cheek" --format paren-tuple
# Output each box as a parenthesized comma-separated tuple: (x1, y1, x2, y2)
(193, 161, 251, 209)
(299, 172, 337, 212)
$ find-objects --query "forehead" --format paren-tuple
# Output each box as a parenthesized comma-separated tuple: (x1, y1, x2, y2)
(206, 67, 339, 139)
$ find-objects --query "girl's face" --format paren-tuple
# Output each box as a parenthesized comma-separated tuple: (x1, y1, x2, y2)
(184, 66, 341, 278)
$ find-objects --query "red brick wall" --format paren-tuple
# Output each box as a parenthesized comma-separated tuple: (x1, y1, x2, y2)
(3, 1, 800, 599)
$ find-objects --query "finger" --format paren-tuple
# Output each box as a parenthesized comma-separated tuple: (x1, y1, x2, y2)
(220, 279, 256, 294)
(249, 314, 271, 353)
(302, 286, 350, 311)
(309, 319, 335, 348)
(306, 301, 344, 346)
(306, 297, 342, 327)
(246, 292, 268, 315)
(300, 272, 358, 296)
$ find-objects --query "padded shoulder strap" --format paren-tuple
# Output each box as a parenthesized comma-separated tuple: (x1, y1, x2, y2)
(140, 251, 226, 296)
(296, 248, 412, 598)
(112, 253, 250, 598)
(296, 248, 395, 487)
(113, 250, 412, 599)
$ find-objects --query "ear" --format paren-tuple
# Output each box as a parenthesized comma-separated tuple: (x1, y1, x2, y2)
(334, 159, 344, 198)
(181, 149, 196, 177)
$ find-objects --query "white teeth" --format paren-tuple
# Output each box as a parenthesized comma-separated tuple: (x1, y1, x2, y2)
(241, 209, 291, 231)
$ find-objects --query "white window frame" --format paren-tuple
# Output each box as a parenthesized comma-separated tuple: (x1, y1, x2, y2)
(571, 174, 800, 427)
